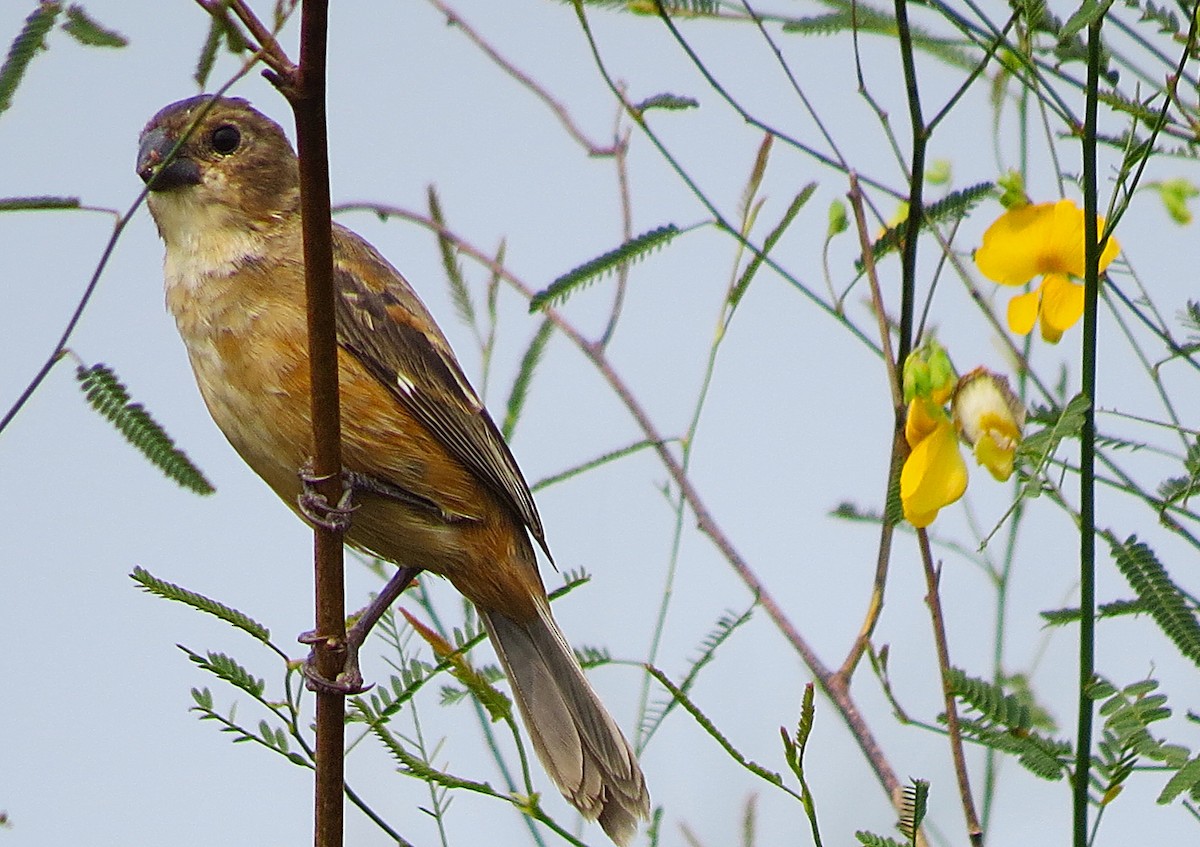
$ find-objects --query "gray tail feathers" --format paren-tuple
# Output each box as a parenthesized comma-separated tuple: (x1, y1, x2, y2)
(483, 607, 650, 846)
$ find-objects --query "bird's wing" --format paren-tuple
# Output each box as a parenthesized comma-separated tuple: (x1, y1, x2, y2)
(331, 225, 549, 557)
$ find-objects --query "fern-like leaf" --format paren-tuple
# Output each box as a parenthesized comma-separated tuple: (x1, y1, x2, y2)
(641, 603, 754, 744)
(60, 5, 126, 47)
(645, 666, 787, 790)
(193, 15, 221, 89)
(947, 668, 1033, 730)
(502, 318, 554, 440)
(730, 184, 816, 309)
(531, 438, 663, 492)
(180, 646, 265, 697)
(531, 224, 682, 311)
(862, 182, 994, 267)
(131, 566, 270, 642)
(0, 1, 61, 117)
(1110, 536, 1200, 668)
(0, 195, 80, 211)
(634, 92, 698, 112)
(854, 833, 908, 847)
(1017, 393, 1091, 489)
(955, 716, 1072, 781)
(782, 6, 976, 70)
(428, 185, 474, 329)
(1157, 437, 1200, 506)
(1040, 598, 1148, 625)
(899, 779, 929, 844)
(76, 363, 214, 494)
(1158, 754, 1200, 804)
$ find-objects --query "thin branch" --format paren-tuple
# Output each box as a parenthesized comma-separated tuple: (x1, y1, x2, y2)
(918, 532, 982, 846)
(425, 0, 619, 156)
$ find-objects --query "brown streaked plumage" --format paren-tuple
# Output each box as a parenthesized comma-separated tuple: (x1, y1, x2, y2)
(138, 95, 649, 844)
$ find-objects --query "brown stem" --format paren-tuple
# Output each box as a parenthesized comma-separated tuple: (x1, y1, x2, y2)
(425, 0, 619, 156)
(197, 1, 348, 845)
(836, 174, 903, 681)
(285, 5, 349, 847)
(918, 530, 983, 845)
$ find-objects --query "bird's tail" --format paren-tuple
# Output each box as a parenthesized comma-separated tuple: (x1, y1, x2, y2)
(482, 606, 649, 846)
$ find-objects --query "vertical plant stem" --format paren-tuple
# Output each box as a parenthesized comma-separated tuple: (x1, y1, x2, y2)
(918, 531, 982, 845)
(283, 3, 346, 847)
(893, 0, 925, 368)
(1074, 16, 1103, 847)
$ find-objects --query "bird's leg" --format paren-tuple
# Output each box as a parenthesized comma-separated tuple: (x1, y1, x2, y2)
(297, 460, 357, 533)
(300, 564, 423, 694)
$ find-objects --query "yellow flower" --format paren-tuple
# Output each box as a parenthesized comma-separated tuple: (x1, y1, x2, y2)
(975, 199, 1119, 343)
(952, 368, 1025, 482)
(901, 397, 968, 528)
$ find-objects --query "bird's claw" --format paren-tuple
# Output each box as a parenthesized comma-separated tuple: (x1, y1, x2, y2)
(298, 630, 374, 695)
(297, 461, 357, 532)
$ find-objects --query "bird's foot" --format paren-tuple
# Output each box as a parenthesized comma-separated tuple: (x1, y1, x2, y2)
(297, 629, 374, 695)
(297, 461, 357, 533)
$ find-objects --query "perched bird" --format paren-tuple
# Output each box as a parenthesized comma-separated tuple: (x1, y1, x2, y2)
(137, 95, 649, 844)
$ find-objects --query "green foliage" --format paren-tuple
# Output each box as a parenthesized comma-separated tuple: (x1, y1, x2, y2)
(531, 438, 664, 492)
(428, 186, 474, 329)
(60, 5, 126, 47)
(645, 665, 791, 793)
(531, 224, 682, 311)
(1157, 437, 1200, 506)
(634, 92, 699, 112)
(898, 779, 929, 844)
(0, 1, 60, 117)
(730, 184, 816, 309)
(131, 566, 271, 643)
(781, 5, 976, 70)
(947, 668, 1033, 731)
(189, 688, 311, 769)
(1129, 0, 1186, 36)
(180, 646, 266, 698)
(76, 363, 215, 494)
(955, 715, 1074, 781)
(1040, 597, 1149, 625)
(780, 684, 824, 847)
(853, 832, 908, 847)
(861, 182, 994, 268)
(1090, 676, 1195, 807)
(640, 602, 755, 744)
(1109, 535, 1200, 667)
(1061, 0, 1117, 41)
(0, 195, 80, 211)
(1157, 754, 1200, 804)
(502, 318, 554, 440)
(1017, 393, 1092, 490)
(193, 7, 247, 89)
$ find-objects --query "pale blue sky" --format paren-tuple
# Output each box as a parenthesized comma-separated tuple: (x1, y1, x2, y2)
(2, 2, 1198, 846)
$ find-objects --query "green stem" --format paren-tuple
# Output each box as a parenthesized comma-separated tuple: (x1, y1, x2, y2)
(1074, 16, 1103, 847)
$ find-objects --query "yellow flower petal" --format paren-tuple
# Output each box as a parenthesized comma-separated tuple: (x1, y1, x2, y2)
(975, 433, 1016, 481)
(953, 368, 1023, 482)
(1007, 288, 1041, 335)
(901, 414, 967, 528)
(975, 202, 1057, 287)
(977, 198, 1120, 288)
(1043, 199, 1088, 278)
(1040, 273, 1085, 337)
(905, 397, 940, 448)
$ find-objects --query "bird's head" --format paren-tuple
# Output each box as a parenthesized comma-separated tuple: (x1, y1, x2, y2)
(137, 96, 300, 248)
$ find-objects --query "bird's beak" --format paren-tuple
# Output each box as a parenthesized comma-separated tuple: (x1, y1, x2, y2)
(137, 128, 201, 191)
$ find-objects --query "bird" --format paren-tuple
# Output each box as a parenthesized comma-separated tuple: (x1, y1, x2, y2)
(137, 94, 649, 844)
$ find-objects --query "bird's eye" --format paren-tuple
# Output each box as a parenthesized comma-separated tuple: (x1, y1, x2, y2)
(210, 124, 241, 155)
